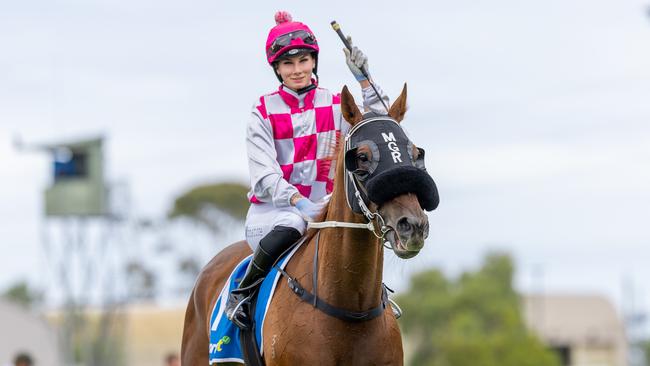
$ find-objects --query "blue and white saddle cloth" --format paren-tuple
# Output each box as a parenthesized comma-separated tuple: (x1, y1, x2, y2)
(208, 244, 301, 364)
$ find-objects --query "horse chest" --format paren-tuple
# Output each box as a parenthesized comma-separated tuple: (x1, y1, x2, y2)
(263, 287, 403, 365)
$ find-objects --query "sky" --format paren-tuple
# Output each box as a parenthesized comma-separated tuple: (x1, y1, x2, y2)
(1, 0, 650, 329)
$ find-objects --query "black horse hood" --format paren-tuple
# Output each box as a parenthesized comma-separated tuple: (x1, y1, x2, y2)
(344, 115, 439, 213)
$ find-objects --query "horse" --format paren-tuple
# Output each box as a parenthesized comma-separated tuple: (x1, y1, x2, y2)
(181, 83, 439, 365)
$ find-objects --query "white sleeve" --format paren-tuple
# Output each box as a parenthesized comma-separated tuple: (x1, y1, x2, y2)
(335, 83, 389, 136)
(246, 106, 298, 208)
(361, 83, 390, 114)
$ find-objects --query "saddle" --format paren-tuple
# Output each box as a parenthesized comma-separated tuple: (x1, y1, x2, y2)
(209, 244, 303, 365)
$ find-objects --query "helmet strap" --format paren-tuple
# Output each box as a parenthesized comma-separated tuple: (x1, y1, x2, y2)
(296, 82, 317, 95)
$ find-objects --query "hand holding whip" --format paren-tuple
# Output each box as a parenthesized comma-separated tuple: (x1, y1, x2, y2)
(331, 20, 389, 112)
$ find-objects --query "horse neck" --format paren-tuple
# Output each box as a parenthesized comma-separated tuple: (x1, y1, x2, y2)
(315, 172, 384, 311)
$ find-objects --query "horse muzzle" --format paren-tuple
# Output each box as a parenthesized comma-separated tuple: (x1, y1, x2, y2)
(388, 213, 429, 259)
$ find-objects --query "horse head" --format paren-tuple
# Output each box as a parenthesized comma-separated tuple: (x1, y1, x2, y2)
(339, 84, 439, 259)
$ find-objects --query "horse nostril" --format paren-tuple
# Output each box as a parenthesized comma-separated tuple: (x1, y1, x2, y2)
(396, 217, 412, 233)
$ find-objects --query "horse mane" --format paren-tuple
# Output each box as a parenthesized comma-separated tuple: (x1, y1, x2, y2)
(302, 131, 347, 244)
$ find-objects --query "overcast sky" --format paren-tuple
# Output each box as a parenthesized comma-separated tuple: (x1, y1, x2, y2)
(1, 0, 649, 325)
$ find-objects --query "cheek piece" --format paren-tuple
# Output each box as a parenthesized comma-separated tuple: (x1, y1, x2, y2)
(344, 115, 439, 214)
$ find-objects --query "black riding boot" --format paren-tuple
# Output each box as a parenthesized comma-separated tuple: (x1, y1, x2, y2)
(226, 226, 302, 330)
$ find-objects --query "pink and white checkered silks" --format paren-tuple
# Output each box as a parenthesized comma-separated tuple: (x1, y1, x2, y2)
(249, 84, 342, 204)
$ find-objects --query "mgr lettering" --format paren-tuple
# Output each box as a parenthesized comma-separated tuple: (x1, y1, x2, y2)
(381, 132, 402, 163)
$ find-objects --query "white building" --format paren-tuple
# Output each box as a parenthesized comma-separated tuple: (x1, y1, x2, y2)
(0, 300, 61, 366)
(523, 294, 627, 366)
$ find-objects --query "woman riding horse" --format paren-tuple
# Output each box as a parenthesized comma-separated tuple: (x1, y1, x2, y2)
(225, 11, 391, 329)
(182, 84, 438, 365)
(181, 11, 439, 366)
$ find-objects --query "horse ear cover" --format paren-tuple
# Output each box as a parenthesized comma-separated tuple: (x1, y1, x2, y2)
(365, 166, 439, 211)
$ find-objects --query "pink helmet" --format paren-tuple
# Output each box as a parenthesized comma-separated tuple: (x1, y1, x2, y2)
(265, 11, 320, 65)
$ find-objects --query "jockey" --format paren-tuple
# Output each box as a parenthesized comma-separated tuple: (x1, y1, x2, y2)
(226, 11, 390, 329)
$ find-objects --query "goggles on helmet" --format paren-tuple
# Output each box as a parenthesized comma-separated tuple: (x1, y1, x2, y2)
(267, 30, 317, 59)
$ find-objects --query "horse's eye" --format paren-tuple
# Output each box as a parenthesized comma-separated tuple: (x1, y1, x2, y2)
(357, 153, 369, 163)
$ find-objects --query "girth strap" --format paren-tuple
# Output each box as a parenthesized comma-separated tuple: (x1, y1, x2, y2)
(285, 275, 388, 323)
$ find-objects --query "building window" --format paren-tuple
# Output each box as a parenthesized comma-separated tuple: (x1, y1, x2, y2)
(54, 151, 88, 181)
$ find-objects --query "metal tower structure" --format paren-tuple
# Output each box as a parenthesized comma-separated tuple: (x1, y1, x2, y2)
(15, 135, 130, 366)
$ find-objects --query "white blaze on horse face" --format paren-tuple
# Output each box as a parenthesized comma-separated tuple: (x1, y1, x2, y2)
(381, 132, 402, 163)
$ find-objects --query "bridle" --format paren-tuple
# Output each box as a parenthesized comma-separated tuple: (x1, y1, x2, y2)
(274, 115, 433, 323)
(307, 116, 406, 242)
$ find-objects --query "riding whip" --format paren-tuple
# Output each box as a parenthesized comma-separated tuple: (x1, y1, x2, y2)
(330, 20, 390, 113)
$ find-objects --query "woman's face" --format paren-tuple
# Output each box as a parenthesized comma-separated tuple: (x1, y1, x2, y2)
(275, 53, 315, 91)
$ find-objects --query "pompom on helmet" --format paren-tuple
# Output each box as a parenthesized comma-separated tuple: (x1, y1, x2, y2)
(266, 11, 320, 82)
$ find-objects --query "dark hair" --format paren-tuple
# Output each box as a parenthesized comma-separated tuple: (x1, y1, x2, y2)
(275, 49, 314, 62)
(14, 353, 34, 366)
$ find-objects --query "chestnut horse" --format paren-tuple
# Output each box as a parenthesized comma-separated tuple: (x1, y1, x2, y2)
(182, 84, 437, 365)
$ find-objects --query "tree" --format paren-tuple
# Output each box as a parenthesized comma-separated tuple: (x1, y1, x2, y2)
(397, 252, 560, 366)
(125, 261, 156, 300)
(168, 182, 249, 233)
(2, 281, 42, 308)
(177, 256, 202, 294)
(641, 340, 650, 366)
